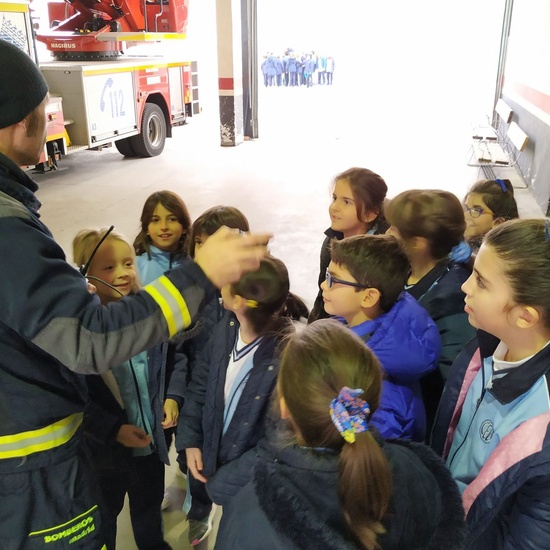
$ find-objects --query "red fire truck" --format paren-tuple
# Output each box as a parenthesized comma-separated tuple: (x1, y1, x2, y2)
(0, 0, 199, 168)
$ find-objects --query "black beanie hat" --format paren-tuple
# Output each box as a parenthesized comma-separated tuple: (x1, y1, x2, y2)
(0, 41, 49, 129)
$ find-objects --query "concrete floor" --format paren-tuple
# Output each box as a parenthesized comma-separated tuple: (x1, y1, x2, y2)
(32, 78, 543, 549)
(34, 82, 544, 307)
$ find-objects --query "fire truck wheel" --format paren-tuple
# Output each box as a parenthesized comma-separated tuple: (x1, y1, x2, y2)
(115, 137, 137, 157)
(131, 103, 166, 157)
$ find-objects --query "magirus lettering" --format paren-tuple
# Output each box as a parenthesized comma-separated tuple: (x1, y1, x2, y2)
(50, 43, 77, 49)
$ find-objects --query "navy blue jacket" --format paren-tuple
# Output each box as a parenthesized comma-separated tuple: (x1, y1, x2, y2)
(84, 341, 187, 468)
(432, 332, 550, 549)
(345, 292, 441, 441)
(176, 312, 291, 504)
(216, 432, 466, 550)
(286, 57, 298, 73)
(303, 58, 316, 75)
(179, 293, 225, 384)
(407, 260, 475, 437)
(266, 56, 278, 76)
(407, 260, 474, 381)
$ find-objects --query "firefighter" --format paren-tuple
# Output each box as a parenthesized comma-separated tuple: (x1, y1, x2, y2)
(0, 40, 270, 550)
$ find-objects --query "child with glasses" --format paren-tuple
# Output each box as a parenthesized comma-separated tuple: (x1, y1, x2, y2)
(215, 320, 466, 550)
(320, 234, 441, 441)
(463, 178, 519, 253)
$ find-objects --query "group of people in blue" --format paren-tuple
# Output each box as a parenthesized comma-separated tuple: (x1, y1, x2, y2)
(261, 48, 335, 88)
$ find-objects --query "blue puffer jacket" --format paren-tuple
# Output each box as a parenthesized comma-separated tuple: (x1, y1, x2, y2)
(176, 312, 292, 504)
(341, 292, 441, 441)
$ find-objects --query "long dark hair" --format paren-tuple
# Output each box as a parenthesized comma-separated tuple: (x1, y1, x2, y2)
(332, 168, 388, 233)
(230, 256, 309, 336)
(133, 191, 191, 257)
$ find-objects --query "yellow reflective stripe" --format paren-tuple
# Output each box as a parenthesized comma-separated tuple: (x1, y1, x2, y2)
(28, 505, 98, 536)
(144, 275, 191, 336)
(146, 284, 177, 335)
(0, 413, 83, 459)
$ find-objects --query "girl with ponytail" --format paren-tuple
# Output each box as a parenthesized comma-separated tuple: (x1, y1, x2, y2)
(215, 320, 466, 550)
(176, 255, 308, 546)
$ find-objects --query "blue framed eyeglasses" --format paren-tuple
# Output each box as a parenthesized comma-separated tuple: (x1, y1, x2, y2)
(463, 205, 494, 219)
(325, 268, 369, 289)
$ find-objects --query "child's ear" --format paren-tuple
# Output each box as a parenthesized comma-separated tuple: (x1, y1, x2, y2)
(361, 288, 382, 309)
(232, 294, 244, 309)
(492, 217, 506, 227)
(279, 395, 290, 420)
(514, 305, 541, 329)
(410, 236, 429, 253)
(363, 210, 378, 224)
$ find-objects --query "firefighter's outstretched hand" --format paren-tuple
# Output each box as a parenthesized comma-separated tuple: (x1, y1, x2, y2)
(116, 424, 152, 448)
(195, 226, 271, 288)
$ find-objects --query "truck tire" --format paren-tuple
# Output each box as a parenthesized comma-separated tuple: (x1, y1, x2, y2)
(115, 136, 137, 157)
(131, 103, 166, 157)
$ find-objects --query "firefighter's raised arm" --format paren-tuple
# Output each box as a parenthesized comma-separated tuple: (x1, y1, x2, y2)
(194, 226, 272, 288)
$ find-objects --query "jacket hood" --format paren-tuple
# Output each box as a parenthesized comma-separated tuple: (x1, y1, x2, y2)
(380, 439, 467, 550)
(253, 436, 466, 550)
(255, 442, 358, 550)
